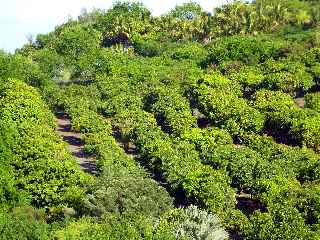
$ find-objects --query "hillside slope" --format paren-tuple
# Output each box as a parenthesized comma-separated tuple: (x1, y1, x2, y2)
(1, 0, 320, 239)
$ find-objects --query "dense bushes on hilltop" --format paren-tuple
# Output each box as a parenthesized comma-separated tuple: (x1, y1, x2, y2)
(1, 0, 320, 239)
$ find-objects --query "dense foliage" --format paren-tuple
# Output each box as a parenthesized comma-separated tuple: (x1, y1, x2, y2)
(1, 0, 320, 239)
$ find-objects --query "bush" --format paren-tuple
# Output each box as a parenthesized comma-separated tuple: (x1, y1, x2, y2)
(162, 205, 229, 240)
(291, 112, 320, 151)
(183, 165, 236, 214)
(0, 80, 89, 210)
(0, 52, 48, 87)
(247, 204, 312, 240)
(227, 66, 265, 92)
(32, 48, 64, 80)
(0, 207, 50, 240)
(50, 23, 102, 79)
(305, 92, 320, 112)
(59, 85, 174, 219)
(145, 87, 197, 135)
(0, 123, 30, 206)
(296, 183, 320, 225)
(260, 59, 315, 96)
(203, 35, 284, 67)
(253, 90, 298, 136)
(303, 47, 320, 67)
(198, 72, 242, 96)
(194, 83, 265, 136)
(253, 90, 296, 113)
(132, 114, 237, 215)
(272, 147, 320, 182)
(133, 39, 162, 57)
(310, 63, 320, 84)
(181, 127, 233, 155)
(168, 42, 207, 64)
(52, 23, 101, 61)
(255, 176, 302, 207)
(202, 145, 268, 192)
(54, 213, 176, 240)
(242, 133, 320, 181)
(85, 167, 173, 218)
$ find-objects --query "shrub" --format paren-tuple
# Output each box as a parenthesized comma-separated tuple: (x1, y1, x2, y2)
(253, 90, 296, 113)
(303, 47, 320, 67)
(181, 127, 233, 155)
(132, 114, 237, 215)
(145, 87, 197, 135)
(194, 83, 265, 136)
(260, 59, 315, 96)
(52, 23, 101, 61)
(54, 213, 176, 240)
(247, 204, 312, 240)
(253, 90, 298, 136)
(255, 176, 302, 206)
(32, 48, 64, 80)
(305, 92, 320, 112)
(85, 167, 173, 218)
(198, 72, 242, 96)
(0, 207, 50, 240)
(291, 112, 320, 151)
(202, 145, 268, 191)
(242, 133, 320, 181)
(227, 66, 265, 92)
(168, 42, 207, 64)
(296, 183, 320, 225)
(310, 63, 320, 84)
(134, 39, 162, 57)
(183, 165, 236, 213)
(272, 147, 320, 182)
(203, 35, 284, 67)
(0, 53, 48, 87)
(164, 205, 229, 240)
(50, 23, 102, 79)
(0, 80, 89, 209)
(59, 85, 174, 219)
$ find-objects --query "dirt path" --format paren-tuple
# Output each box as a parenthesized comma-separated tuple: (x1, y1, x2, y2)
(56, 112, 97, 175)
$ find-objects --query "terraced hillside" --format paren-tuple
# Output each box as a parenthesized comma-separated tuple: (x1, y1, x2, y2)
(1, 1, 320, 239)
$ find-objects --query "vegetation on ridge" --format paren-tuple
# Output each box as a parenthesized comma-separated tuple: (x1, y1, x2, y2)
(1, 0, 320, 239)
